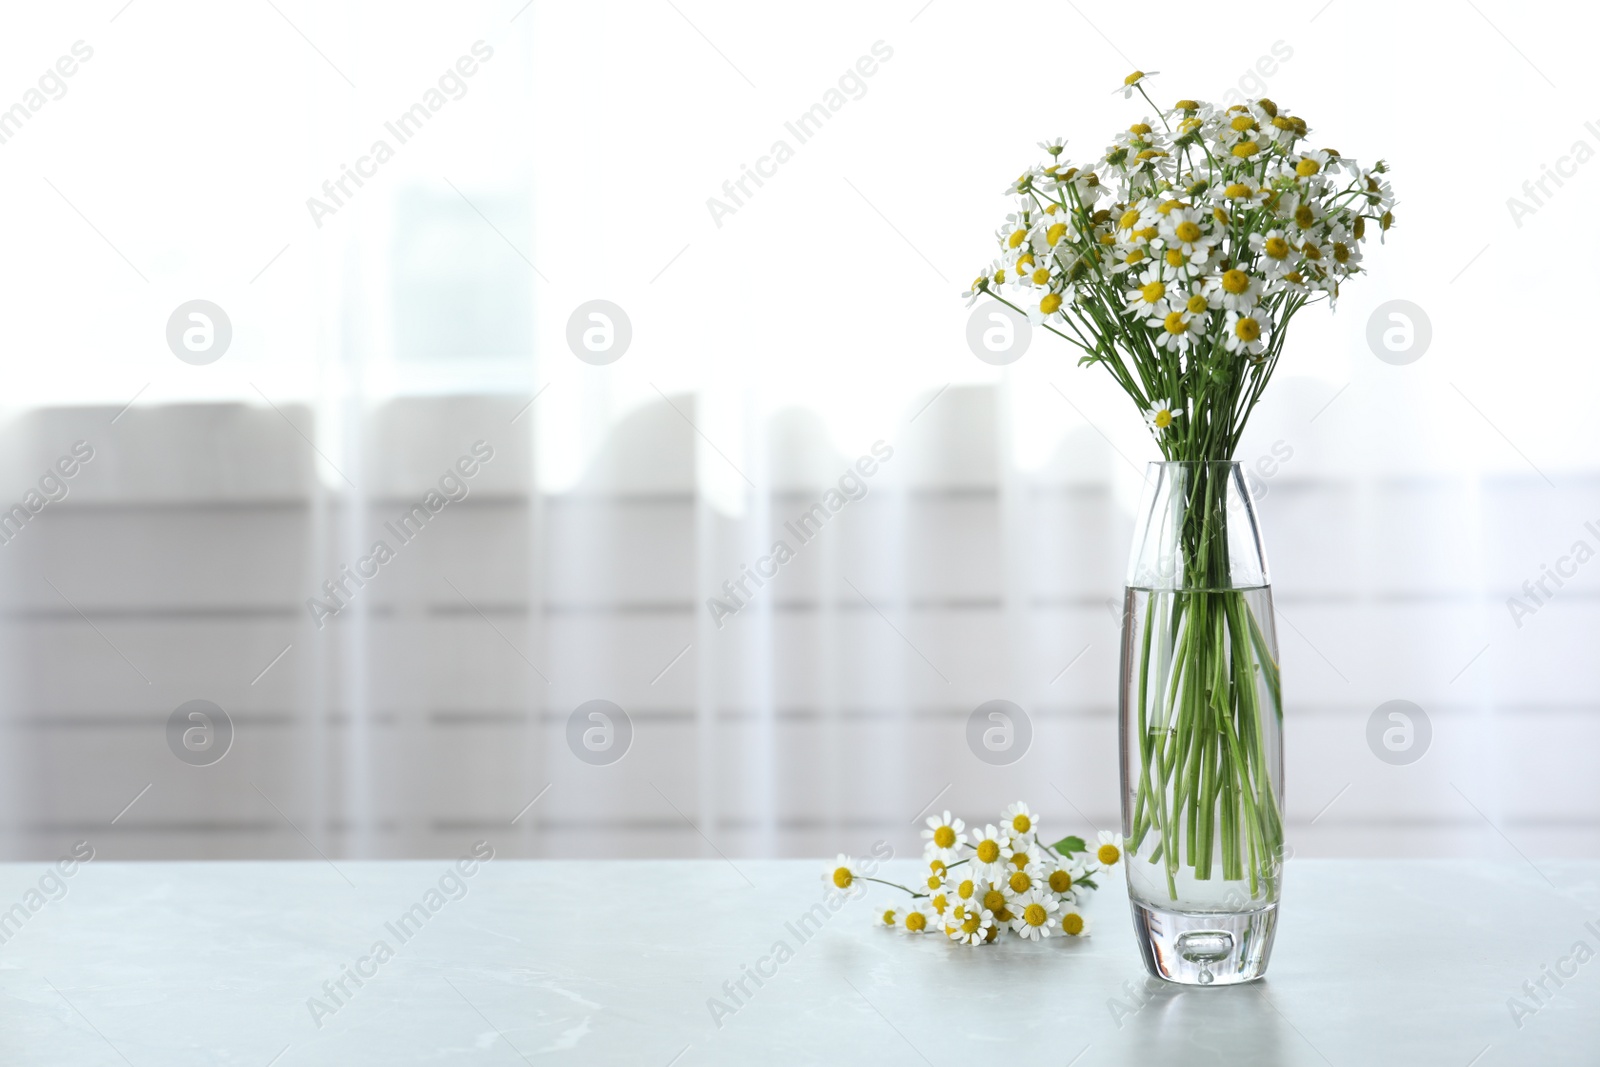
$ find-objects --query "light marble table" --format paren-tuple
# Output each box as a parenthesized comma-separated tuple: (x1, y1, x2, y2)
(0, 857, 1595, 1065)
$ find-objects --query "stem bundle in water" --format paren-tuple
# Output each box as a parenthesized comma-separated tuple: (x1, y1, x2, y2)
(1124, 465, 1284, 907)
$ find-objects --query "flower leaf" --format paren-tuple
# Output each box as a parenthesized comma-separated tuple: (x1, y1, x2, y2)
(1051, 834, 1087, 856)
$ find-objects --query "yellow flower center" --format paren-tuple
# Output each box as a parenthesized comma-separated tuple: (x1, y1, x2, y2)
(992, 269, 1007, 284)
(1264, 237, 1289, 259)
(1010, 852, 1030, 870)
(882, 909, 896, 925)
(1354, 217, 1366, 239)
(1135, 226, 1159, 241)
(1044, 202, 1058, 214)
(1223, 183, 1251, 198)
(1165, 250, 1185, 267)
(1097, 843, 1122, 865)
(1213, 207, 1229, 226)
(1124, 70, 1145, 86)
(1231, 141, 1259, 158)
(934, 826, 956, 849)
(1162, 312, 1187, 335)
(958, 878, 975, 899)
(1009, 871, 1032, 893)
(930, 859, 947, 875)
(1157, 199, 1183, 215)
(1186, 294, 1208, 314)
(1230, 115, 1256, 132)
(1272, 115, 1294, 130)
(1008, 229, 1027, 249)
(961, 913, 982, 935)
(1119, 208, 1142, 230)
(993, 907, 1012, 923)
(905, 911, 927, 932)
(1062, 912, 1084, 935)
(1024, 904, 1048, 927)
(1221, 269, 1249, 294)
(983, 889, 1007, 912)
(1295, 204, 1315, 228)
(1153, 409, 1173, 429)
(1136, 149, 1167, 160)
(925, 874, 942, 890)
(1011, 814, 1032, 833)
(1234, 317, 1262, 342)
(976, 840, 1000, 864)
(1174, 221, 1201, 242)
(1296, 158, 1320, 177)
(931, 894, 947, 914)
(833, 867, 852, 888)
(1333, 242, 1351, 263)
(1047, 222, 1068, 246)
(1032, 268, 1050, 284)
(1175, 98, 1199, 110)
(1302, 241, 1323, 260)
(1140, 280, 1166, 304)
(1039, 292, 1063, 315)
(1124, 248, 1145, 264)
(1129, 122, 1151, 135)
(984, 924, 1001, 942)
(1049, 870, 1073, 893)
(1017, 253, 1035, 269)
(1178, 117, 1202, 134)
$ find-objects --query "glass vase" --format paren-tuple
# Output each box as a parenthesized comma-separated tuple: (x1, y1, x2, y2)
(1119, 461, 1285, 985)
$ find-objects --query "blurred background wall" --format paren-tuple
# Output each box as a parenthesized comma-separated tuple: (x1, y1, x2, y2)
(0, 1, 1592, 864)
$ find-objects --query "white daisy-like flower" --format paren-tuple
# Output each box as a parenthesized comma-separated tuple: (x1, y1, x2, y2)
(921, 811, 966, 859)
(918, 858, 949, 894)
(822, 853, 859, 892)
(900, 905, 933, 934)
(1000, 860, 1046, 900)
(1157, 206, 1215, 257)
(967, 824, 1008, 875)
(1115, 69, 1159, 98)
(1000, 801, 1040, 842)
(1038, 136, 1067, 156)
(1001, 835, 1044, 875)
(878, 904, 902, 929)
(949, 871, 982, 909)
(1059, 904, 1091, 937)
(946, 903, 996, 946)
(1204, 269, 1262, 312)
(1249, 230, 1295, 277)
(977, 879, 1014, 924)
(1153, 308, 1204, 351)
(1224, 311, 1269, 357)
(1125, 266, 1177, 321)
(1041, 854, 1082, 899)
(1011, 889, 1060, 940)
(1095, 831, 1124, 867)
(1143, 397, 1185, 431)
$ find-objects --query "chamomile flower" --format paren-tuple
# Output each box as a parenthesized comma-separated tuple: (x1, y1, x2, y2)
(1002, 862, 1046, 899)
(1038, 136, 1067, 156)
(968, 824, 1009, 874)
(1042, 856, 1081, 899)
(1249, 230, 1295, 277)
(879, 904, 901, 928)
(823, 854, 859, 891)
(961, 273, 992, 308)
(1225, 311, 1269, 357)
(921, 811, 966, 860)
(900, 906, 932, 934)
(1059, 905, 1091, 937)
(1095, 831, 1124, 867)
(1158, 206, 1215, 257)
(1011, 889, 1060, 940)
(978, 880, 1014, 923)
(1204, 269, 1262, 312)
(946, 903, 995, 946)
(1125, 267, 1177, 321)
(1116, 70, 1159, 98)
(1000, 801, 1040, 842)
(1002, 836, 1044, 874)
(1143, 398, 1184, 432)
(1153, 308, 1204, 351)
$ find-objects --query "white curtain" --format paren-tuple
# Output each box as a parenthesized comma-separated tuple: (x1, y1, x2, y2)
(0, 1, 1593, 864)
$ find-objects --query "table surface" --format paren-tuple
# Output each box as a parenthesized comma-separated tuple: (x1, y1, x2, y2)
(0, 856, 1595, 1065)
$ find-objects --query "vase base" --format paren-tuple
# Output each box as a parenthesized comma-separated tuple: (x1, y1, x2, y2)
(1129, 899, 1277, 986)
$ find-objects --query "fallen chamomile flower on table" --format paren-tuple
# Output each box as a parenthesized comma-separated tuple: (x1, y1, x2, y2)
(840, 802, 1118, 946)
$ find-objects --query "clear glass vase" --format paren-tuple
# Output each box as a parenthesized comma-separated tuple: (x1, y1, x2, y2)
(1119, 461, 1285, 985)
